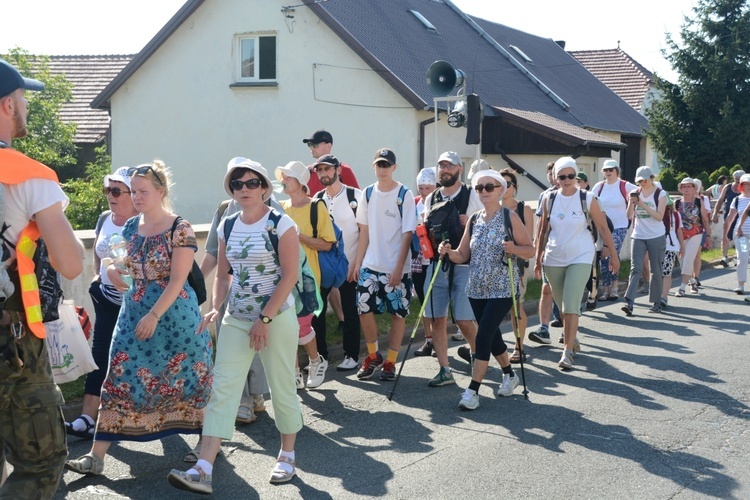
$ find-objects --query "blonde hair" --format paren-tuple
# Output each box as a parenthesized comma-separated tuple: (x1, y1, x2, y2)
(132, 160, 174, 212)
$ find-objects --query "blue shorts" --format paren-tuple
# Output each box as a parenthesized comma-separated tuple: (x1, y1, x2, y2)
(357, 268, 413, 318)
(422, 263, 475, 320)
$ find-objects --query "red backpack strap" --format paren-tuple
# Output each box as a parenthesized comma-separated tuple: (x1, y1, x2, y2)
(619, 180, 628, 203)
(595, 181, 604, 197)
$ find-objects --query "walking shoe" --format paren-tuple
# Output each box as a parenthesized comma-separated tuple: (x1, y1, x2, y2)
(509, 349, 527, 364)
(607, 292, 619, 301)
(295, 369, 305, 390)
(572, 338, 581, 354)
(65, 452, 104, 476)
(660, 297, 668, 309)
(253, 394, 266, 413)
(621, 299, 633, 316)
(648, 304, 661, 313)
(356, 352, 384, 379)
(451, 330, 465, 341)
(413, 340, 434, 357)
(585, 297, 597, 311)
(168, 465, 213, 494)
(496, 373, 520, 397)
(428, 367, 456, 387)
(269, 455, 296, 484)
(695, 279, 702, 288)
(720, 257, 729, 268)
(528, 326, 552, 345)
(689, 279, 699, 294)
(337, 356, 358, 371)
(558, 350, 574, 370)
(458, 388, 479, 410)
(734, 286, 745, 295)
(236, 403, 257, 424)
(380, 361, 396, 381)
(457, 345, 473, 364)
(550, 318, 563, 328)
(306, 355, 328, 389)
(675, 288, 686, 297)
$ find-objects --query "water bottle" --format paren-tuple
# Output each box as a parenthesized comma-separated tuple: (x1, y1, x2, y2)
(109, 233, 133, 286)
(739, 235, 749, 254)
(415, 224, 434, 260)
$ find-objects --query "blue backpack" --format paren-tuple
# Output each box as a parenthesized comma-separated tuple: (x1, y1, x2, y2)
(223, 209, 322, 317)
(310, 199, 349, 289)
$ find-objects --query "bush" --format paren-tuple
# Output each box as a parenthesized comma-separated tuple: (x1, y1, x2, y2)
(696, 171, 710, 187)
(657, 168, 678, 190)
(62, 145, 110, 230)
(709, 166, 730, 184)
(731, 164, 744, 175)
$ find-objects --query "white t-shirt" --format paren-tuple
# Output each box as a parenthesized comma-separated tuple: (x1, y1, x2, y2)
(356, 183, 417, 275)
(632, 188, 668, 240)
(94, 213, 128, 287)
(4, 178, 69, 246)
(543, 189, 596, 267)
(317, 185, 361, 264)
(593, 180, 638, 229)
(731, 195, 750, 238)
(218, 212, 296, 322)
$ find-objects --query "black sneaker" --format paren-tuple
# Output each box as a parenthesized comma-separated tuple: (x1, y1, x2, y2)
(413, 340, 433, 357)
(585, 298, 597, 311)
(720, 258, 729, 268)
(621, 300, 633, 316)
(528, 327, 552, 345)
(457, 345, 472, 364)
(550, 318, 563, 328)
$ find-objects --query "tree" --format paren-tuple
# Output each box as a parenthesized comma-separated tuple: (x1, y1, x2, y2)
(62, 145, 110, 230)
(646, 0, 750, 176)
(2, 47, 77, 172)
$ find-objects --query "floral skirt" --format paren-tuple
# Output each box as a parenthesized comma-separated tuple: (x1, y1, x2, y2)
(95, 281, 213, 442)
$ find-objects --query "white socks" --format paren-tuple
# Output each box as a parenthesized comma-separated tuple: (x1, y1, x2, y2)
(277, 450, 295, 474)
(188, 459, 213, 476)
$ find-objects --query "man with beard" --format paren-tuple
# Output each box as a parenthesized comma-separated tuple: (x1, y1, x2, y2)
(311, 154, 362, 370)
(0, 57, 84, 498)
(421, 152, 482, 386)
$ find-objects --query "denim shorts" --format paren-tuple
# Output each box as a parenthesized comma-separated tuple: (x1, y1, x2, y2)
(422, 263, 475, 320)
(357, 268, 413, 318)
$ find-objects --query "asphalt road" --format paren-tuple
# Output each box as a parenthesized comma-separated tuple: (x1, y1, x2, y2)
(54, 264, 750, 499)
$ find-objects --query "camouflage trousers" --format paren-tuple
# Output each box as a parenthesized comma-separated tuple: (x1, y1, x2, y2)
(0, 324, 67, 500)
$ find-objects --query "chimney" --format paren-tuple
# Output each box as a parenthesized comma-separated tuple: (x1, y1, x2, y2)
(555, 40, 566, 49)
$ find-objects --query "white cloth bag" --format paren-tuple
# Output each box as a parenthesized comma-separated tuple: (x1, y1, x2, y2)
(46, 299, 98, 384)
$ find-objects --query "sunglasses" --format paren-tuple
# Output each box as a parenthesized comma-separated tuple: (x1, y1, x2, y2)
(102, 186, 131, 198)
(474, 183, 503, 193)
(315, 164, 335, 173)
(127, 165, 164, 186)
(229, 178, 263, 191)
(557, 173, 577, 180)
(375, 161, 392, 168)
(307, 142, 320, 149)
(603, 168, 616, 172)
(502, 178, 516, 187)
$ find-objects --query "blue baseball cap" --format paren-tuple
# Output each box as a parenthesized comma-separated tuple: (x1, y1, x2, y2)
(0, 58, 44, 98)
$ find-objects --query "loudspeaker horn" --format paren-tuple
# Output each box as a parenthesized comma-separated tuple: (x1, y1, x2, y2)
(426, 60, 466, 97)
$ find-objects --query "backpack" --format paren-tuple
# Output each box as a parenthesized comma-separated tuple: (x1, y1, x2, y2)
(313, 186, 358, 217)
(223, 209, 322, 317)
(365, 184, 420, 258)
(663, 205, 678, 246)
(310, 199, 349, 289)
(34, 238, 64, 322)
(94, 210, 112, 237)
(547, 189, 598, 244)
(169, 217, 207, 305)
(423, 185, 471, 258)
(469, 207, 515, 243)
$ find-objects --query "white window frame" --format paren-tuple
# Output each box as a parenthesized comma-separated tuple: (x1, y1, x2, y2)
(236, 33, 277, 83)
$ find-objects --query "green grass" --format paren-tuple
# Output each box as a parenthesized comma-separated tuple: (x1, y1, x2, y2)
(60, 376, 86, 403)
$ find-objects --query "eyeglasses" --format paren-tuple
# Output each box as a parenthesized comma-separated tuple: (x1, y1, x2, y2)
(557, 173, 577, 180)
(375, 161, 392, 168)
(127, 165, 164, 186)
(474, 183, 503, 193)
(603, 168, 615, 172)
(315, 165, 335, 173)
(307, 142, 320, 149)
(438, 163, 458, 170)
(229, 178, 262, 191)
(102, 186, 131, 198)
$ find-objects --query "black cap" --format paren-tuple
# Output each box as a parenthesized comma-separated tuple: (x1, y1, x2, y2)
(302, 130, 333, 144)
(373, 148, 396, 166)
(313, 154, 340, 167)
(0, 58, 44, 98)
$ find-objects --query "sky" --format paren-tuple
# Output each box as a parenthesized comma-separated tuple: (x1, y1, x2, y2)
(0, 0, 697, 82)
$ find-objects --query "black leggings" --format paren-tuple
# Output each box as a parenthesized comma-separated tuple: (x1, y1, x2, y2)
(85, 281, 121, 396)
(468, 297, 513, 362)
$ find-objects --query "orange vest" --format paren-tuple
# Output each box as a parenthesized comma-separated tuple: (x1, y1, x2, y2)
(0, 148, 60, 338)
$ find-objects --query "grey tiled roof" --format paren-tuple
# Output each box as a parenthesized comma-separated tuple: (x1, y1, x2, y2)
(569, 48, 654, 112)
(45, 55, 133, 143)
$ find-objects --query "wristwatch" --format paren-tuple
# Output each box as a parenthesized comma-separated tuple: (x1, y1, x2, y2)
(259, 314, 273, 324)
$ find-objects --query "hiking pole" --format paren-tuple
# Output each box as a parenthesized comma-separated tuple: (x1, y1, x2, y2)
(388, 251, 447, 401)
(507, 245, 529, 400)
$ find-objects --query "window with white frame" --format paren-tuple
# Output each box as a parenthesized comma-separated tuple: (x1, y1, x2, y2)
(237, 34, 277, 82)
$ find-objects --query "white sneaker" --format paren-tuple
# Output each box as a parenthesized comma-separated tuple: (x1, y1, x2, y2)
(558, 350, 574, 370)
(458, 388, 479, 410)
(336, 356, 358, 371)
(295, 370, 305, 390)
(734, 285, 745, 295)
(306, 355, 328, 389)
(451, 330, 464, 341)
(496, 373, 520, 397)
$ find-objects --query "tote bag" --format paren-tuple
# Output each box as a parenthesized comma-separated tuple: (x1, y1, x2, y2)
(46, 300, 98, 384)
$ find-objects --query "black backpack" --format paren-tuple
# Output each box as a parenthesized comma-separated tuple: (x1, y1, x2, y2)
(424, 185, 471, 258)
(169, 217, 207, 305)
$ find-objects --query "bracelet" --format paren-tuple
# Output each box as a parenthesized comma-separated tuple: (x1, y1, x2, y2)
(149, 310, 161, 321)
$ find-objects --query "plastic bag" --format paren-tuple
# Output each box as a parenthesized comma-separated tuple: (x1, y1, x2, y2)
(46, 300, 98, 384)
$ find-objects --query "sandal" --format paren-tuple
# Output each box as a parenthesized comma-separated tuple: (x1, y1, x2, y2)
(269, 455, 296, 484)
(236, 403, 257, 424)
(64, 452, 104, 476)
(253, 394, 266, 413)
(509, 349, 527, 364)
(65, 415, 96, 439)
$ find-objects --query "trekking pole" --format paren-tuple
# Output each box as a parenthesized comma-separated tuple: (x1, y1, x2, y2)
(507, 247, 529, 400)
(388, 252, 447, 401)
